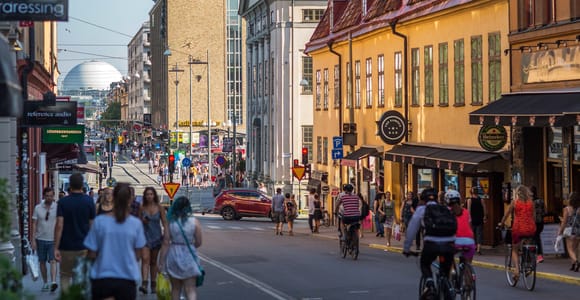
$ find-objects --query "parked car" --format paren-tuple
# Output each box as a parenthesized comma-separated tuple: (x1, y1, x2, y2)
(84, 144, 95, 154)
(213, 188, 274, 221)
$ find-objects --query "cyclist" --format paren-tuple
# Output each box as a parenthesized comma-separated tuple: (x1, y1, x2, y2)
(334, 184, 361, 239)
(446, 190, 475, 265)
(403, 187, 456, 300)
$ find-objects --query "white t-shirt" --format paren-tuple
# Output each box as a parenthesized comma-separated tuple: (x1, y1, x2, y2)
(32, 200, 57, 241)
(308, 194, 316, 215)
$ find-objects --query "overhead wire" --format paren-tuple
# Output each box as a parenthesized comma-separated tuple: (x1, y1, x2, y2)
(69, 16, 133, 38)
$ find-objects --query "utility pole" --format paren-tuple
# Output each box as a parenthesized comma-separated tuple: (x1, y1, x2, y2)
(169, 63, 184, 151)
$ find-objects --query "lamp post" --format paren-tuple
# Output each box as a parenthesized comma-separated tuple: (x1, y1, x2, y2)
(168, 63, 184, 151)
(188, 55, 193, 158)
(190, 50, 211, 184)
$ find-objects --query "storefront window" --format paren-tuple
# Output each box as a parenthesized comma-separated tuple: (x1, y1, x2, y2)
(573, 126, 580, 161)
(417, 168, 434, 194)
(549, 127, 562, 159)
(444, 170, 458, 192)
(465, 176, 489, 200)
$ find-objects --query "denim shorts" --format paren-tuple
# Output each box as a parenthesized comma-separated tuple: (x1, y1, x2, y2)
(36, 239, 55, 262)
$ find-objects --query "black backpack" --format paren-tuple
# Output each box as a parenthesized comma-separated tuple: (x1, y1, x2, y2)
(360, 200, 370, 219)
(423, 204, 457, 237)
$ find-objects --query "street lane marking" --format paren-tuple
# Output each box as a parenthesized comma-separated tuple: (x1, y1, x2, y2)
(206, 225, 221, 229)
(199, 253, 293, 300)
(250, 227, 264, 231)
(348, 290, 369, 294)
(229, 226, 244, 230)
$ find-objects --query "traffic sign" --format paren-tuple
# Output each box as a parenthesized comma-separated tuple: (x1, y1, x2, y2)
(292, 166, 305, 181)
(106, 177, 117, 187)
(181, 157, 191, 167)
(332, 149, 343, 160)
(215, 156, 226, 166)
(163, 183, 181, 199)
(333, 136, 343, 149)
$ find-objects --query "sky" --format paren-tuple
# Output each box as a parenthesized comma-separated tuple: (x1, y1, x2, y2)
(57, 0, 153, 88)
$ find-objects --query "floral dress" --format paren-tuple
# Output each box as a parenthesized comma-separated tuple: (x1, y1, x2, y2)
(165, 217, 202, 280)
(512, 199, 536, 244)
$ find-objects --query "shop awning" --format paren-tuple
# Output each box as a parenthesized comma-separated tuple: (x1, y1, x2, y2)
(73, 163, 101, 174)
(469, 91, 580, 127)
(384, 143, 504, 172)
(343, 145, 382, 160)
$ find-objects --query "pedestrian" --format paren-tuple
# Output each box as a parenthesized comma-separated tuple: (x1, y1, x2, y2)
(380, 191, 398, 247)
(89, 188, 97, 204)
(531, 186, 546, 263)
(31, 187, 58, 292)
(499, 185, 536, 282)
(272, 188, 286, 235)
(54, 173, 96, 293)
(258, 182, 267, 194)
(96, 187, 113, 215)
(412, 191, 423, 251)
(84, 182, 146, 300)
(308, 188, 316, 233)
(139, 187, 168, 294)
(158, 196, 204, 300)
(557, 192, 580, 272)
(158, 164, 164, 185)
(148, 158, 154, 174)
(129, 186, 140, 218)
(467, 186, 487, 254)
(374, 193, 385, 237)
(400, 191, 414, 233)
(313, 193, 323, 233)
(284, 193, 298, 236)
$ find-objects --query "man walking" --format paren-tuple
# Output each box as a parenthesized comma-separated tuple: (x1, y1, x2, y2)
(308, 188, 316, 233)
(272, 188, 285, 235)
(467, 186, 487, 254)
(31, 187, 58, 292)
(54, 173, 96, 293)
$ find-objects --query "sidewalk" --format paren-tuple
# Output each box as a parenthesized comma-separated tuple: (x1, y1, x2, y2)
(291, 221, 580, 286)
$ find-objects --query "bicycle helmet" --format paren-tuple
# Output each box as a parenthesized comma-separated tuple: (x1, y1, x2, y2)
(420, 187, 437, 202)
(343, 184, 354, 193)
(444, 190, 461, 205)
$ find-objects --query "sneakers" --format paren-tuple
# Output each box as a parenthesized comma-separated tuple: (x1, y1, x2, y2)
(41, 283, 50, 292)
(536, 255, 544, 263)
(50, 282, 58, 292)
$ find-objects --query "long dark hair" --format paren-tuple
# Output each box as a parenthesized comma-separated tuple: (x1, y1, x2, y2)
(167, 196, 192, 223)
(142, 187, 160, 206)
(113, 183, 132, 223)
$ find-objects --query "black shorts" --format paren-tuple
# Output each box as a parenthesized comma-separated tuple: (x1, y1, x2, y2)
(91, 278, 136, 300)
(342, 216, 360, 225)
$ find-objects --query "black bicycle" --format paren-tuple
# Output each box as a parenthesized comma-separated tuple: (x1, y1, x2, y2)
(339, 222, 359, 260)
(505, 237, 537, 290)
(408, 251, 455, 300)
(447, 247, 476, 300)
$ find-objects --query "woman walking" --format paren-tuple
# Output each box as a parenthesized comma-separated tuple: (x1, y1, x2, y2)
(84, 183, 146, 300)
(139, 187, 168, 294)
(313, 193, 323, 233)
(159, 196, 203, 300)
(557, 192, 580, 272)
(374, 193, 385, 237)
(380, 191, 398, 247)
(284, 193, 298, 235)
(96, 188, 113, 215)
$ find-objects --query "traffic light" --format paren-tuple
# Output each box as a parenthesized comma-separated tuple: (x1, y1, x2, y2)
(293, 159, 299, 167)
(305, 164, 311, 178)
(118, 135, 123, 145)
(168, 154, 175, 174)
(301, 147, 308, 165)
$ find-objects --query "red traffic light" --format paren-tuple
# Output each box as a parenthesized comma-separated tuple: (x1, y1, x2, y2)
(302, 147, 308, 155)
(301, 147, 308, 164)
(168, 154, 175, 174)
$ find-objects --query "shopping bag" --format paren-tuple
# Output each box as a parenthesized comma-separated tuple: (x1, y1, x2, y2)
(393, 224, 401, 241)
(156, 272, 171, 300)
(26, 251, 40, 281)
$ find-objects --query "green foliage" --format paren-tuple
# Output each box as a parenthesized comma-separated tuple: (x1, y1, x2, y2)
(100, 102, 121, 121)
(57, 284, 86, 300)
(0, 256, 24, 300)
(0, 178, 10, 241)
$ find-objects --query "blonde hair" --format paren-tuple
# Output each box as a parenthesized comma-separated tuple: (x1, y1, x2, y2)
(514, 185, 531, 201)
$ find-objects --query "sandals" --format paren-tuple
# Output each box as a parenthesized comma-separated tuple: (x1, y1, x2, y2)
(512, 272, 520, 282)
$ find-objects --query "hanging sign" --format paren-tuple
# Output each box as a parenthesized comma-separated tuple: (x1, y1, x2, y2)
(0, 0, 69, 21)
(377, 110, 407, 145)
(478, 125, 507, 151)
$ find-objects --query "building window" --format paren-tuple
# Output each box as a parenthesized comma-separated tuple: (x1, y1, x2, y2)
(424, 46, 433, 106)
(395, 52, 403, 107)
(346, 62, 352, 108)
(302, 126, 313, 161)
(355, 60, 361, 108)
(258, 63, 263, 97)
(518, 0, 554, 30)
(411, 48, 420, 106)
(378, 54, 385, 107)
(334, 64, 340, 108)
(323, 68, 329, 110)
(302, 56, 313, 94)
(454, 39, 465, 106)
(438, 43, 449, 106)
(315, 70, 321, 109)
(302, 9, 325, 22)
(488, 32, 501, 102)
(365, 58, 372, 108)
(252, 65, 257, 97)
(323, 137, 328, 165)
(316, 136, 322, 163)
(471, 35, 483, 105)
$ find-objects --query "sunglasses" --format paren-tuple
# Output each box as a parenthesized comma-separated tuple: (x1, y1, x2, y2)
(45, 211, 50, 221)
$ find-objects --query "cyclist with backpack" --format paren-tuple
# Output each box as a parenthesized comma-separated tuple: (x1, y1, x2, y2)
(334, 184, 362, 240)
(403, 187, 457, 299)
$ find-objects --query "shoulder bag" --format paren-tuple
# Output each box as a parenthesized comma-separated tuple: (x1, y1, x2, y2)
(563, 207, 578, 237)
(176, 219, 205, 287)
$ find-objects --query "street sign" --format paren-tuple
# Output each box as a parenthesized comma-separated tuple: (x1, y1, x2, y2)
(292, 166, 305, 181)
(215, 156, 226, 166)
(333, 136, 343, 149)
(42, 125, 85, 144)
(163, 182, 181, 199)
(181, 157, 191, 168)
(332, 149, 343, 160)
(106, 177, 117, 187)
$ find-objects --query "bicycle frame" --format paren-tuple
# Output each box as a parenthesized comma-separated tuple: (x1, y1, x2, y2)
(504, 236, 537, 291)
(340, 222, 360, 260)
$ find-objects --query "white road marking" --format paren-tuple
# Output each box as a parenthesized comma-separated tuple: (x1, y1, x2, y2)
(229, 226, 244, 230)
(348, 290, 369, 294)
(199, 253, 292, 300)
(250, 227, 264, 231)
(206, 225, 221, 229)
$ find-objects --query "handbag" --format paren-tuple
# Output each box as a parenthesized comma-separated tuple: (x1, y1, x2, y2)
(26, 250, 39, 281)
(176, 219, 205, 287)
(156, 272, 171, 300)
(563, 207, 578, 237)
(393, 224, 402, 241)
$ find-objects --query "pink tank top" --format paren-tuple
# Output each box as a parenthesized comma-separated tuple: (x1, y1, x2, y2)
(456, 208, 474, 238)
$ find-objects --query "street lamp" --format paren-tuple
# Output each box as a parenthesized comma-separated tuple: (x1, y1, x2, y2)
(165, 50, 184, 151)
(190, 50, 211, 183)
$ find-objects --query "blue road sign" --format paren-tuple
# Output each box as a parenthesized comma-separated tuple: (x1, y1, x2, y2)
(106, 177, 117, 187)
(181, 157, 191, 167)
(332, 149, 343, 160)
(333, 136, 343, 149)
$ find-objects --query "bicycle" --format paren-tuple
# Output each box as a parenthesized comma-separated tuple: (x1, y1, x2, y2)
(322, 209, 331, 227)
(500, 227, 537, 291)
(447, 247, 476, 300)
(408, 251, 454, 300)
(339, 222, 359, 260)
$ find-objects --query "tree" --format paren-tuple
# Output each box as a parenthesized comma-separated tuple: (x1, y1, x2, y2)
(100, 102, 120, 121)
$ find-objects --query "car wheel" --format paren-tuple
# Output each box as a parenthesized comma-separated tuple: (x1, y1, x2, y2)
(221, 206, 236, 220)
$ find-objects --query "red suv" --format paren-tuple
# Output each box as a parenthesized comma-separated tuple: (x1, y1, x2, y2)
(213, 188, 274, 221)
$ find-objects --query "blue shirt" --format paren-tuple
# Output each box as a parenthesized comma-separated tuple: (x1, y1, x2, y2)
(272, 193, 285, 212)
(84, 215, 146, 282)
(57, 192, 96, 250)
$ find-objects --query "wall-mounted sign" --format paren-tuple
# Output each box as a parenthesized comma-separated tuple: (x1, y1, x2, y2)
(377, 110, 407, 145)
(522, 45, 580, 83)
(0, 0, 69, 21)
(478, 125, 507, 151)
(23, 101, 77, 126)
(42, 125, 84, 144)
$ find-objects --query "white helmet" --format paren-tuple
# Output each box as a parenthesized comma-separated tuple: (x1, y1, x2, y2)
(444, 190, 461, 205)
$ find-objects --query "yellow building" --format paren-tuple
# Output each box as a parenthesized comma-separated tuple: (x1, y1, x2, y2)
(306, 0, 510, 245)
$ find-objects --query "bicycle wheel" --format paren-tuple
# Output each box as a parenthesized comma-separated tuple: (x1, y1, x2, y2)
(460, 264, 476, 300)
(340, 239, 347, 258)
(504, 250, 517, 287)
(522, 250, 536, 291)
(351, 234, 359, 260)
(323, 212, 331, 227)
(418, 276, 427, 300)
(439, 278, 454, 300)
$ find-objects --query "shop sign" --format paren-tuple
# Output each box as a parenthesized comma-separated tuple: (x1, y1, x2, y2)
(42, 125, 84, 144)
(477, 125, 507, 151)
(377, 110, 407, 145)
(0, 0, 69, 21)
(23, 101, 77, 126)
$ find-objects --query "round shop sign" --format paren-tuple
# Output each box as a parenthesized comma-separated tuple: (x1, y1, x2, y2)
(478, 125, 507, 151)
(377, 110, 407, 145)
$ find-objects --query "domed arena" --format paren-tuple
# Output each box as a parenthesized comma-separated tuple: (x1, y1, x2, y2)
(61, 60, 123, 91)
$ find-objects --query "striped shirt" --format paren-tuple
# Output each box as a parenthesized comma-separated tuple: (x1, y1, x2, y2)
(340, 193, 360, 217)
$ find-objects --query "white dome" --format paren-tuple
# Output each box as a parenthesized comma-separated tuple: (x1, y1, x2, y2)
(62, 60, 123, 91)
